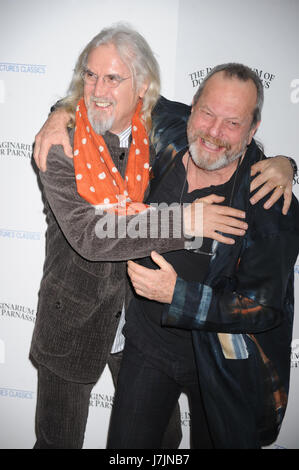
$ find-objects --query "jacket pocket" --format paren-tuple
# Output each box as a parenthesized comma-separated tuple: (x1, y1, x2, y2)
(33, 275, 96, 357)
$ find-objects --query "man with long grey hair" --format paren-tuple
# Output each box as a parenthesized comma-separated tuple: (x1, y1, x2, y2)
(31, 24, 295, 449)
(59, 24, 160, 134)
(31, 24, 185, 449)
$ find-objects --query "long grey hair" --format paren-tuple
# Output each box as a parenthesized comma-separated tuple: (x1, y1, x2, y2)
(60, 23, 161, 132)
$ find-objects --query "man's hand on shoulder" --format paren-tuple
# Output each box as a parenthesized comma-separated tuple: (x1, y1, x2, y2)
(183, 194, 248, 245)
(34, 108, 73, 172)
(250, 156, 293, 215)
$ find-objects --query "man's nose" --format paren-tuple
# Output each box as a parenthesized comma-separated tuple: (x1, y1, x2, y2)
(93, 76, 110, 96)
(207, 117, 224, 138)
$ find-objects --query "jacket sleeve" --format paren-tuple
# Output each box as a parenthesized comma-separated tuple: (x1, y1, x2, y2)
(40, 144, 185, 262)
(162, 199, 299, 334)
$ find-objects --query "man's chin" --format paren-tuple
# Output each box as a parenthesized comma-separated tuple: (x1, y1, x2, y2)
(87, 108, 114, 135)
(196, 156, 228, 171)
(89, 117, 114, 135)
(190, 149, 243, 171)
(189, 145, 225, 170)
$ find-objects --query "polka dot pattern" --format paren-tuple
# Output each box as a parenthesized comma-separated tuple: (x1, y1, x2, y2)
(73, 98, 150, 212)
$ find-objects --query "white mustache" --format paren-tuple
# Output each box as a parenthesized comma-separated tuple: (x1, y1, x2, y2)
(90, 96, 116, 106)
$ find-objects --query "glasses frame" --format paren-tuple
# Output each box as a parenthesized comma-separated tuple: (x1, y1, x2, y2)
(81, 68, 130, 88)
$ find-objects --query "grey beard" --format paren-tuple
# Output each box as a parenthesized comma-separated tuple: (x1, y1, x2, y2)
(87, 108, 115, 135)
(189, 142, 245, 170)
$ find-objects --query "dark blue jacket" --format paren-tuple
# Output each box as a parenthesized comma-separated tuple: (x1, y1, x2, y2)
(152, 97, 299, 448)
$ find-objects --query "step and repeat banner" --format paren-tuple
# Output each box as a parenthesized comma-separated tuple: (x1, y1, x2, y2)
(0, 0, 298, 449)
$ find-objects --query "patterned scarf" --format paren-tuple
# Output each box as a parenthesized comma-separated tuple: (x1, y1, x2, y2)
(73, 98, 150, 213)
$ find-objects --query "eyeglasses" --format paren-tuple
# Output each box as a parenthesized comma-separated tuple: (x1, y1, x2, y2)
(81, 68, 130, 88)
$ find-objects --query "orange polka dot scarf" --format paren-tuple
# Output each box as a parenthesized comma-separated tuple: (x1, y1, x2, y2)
(73, 98, 150, 213)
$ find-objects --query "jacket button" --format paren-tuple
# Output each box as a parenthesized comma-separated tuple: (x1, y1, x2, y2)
(115, 311, 122, 318)
(55, 301, 62, 309)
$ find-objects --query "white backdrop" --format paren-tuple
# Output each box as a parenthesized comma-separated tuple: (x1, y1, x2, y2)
(0, 0, 298, 449)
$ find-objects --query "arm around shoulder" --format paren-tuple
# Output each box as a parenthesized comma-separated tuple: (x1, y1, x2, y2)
(40, 144, 185, 262)
(162, 199, 299, 334)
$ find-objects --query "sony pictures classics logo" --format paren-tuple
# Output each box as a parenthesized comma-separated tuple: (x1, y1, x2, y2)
(0, 387, 34, 400)
(0, 63, 46, 104)
(189, 66, 275, 89)
(0, 228, 41, 241)
(0, 62, 46, 74)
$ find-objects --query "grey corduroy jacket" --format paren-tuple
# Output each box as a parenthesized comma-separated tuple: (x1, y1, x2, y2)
(30, 97, 190, 382)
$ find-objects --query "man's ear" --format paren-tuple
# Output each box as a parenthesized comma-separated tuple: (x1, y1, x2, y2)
(190, 98, 195, 113)
(138, 81, 149, 99)
(247, 121, 261, 145)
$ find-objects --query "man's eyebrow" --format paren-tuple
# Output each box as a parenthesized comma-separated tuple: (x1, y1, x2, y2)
(85, 67, 96, 74)
(199, 104, 214, 112)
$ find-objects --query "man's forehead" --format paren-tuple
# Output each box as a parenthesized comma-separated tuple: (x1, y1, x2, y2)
(87, 43, 128, 70)
(196, 72, 257, 116)
(200, 72, 257, 101)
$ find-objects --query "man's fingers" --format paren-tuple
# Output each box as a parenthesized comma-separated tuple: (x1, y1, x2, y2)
(250, 181, 277, 205)
(250, 159, 266, 174)
(33, 109, 72, 171)
(210, 232, 235, 245)
(212, 205, 246, 219)
(127, 266, 154, 296)
(33, 136, 45, 171)
(262, 182, 292, 214)
(250, 172, 272, 193)
(221, 216, 248, 230)
(194, 194, 225, 204)
(250, 156, 293, 214)
(150, 251, 172, 271)
(129, 277, 144, 292)
(262, 186, 284, 209)
(63, 140, 74, 159)
(249, 183, 292, 213)
(127, 260, 155, 279)
(213, 224, 246, 236)
(205, 215, 247, 231)
(127, 260, 143, 274)
(33, 139, 41, 167)
(282, 184, 293, 215)
(34, 133, 72, 172)
(36, 141, 53, 172)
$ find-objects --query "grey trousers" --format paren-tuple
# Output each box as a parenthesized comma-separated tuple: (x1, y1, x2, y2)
(33, 352, 182, 449)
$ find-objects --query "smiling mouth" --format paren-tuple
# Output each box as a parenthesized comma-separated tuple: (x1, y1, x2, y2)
(94, 102, 112, 108)
(90, 97, 115, 109)
(201, 137, 223, 151)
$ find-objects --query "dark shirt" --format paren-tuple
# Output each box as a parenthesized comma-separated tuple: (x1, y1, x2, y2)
(123, 148, 246, 361)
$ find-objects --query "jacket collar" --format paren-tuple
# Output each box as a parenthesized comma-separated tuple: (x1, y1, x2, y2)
(205, 140, 263, 284)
